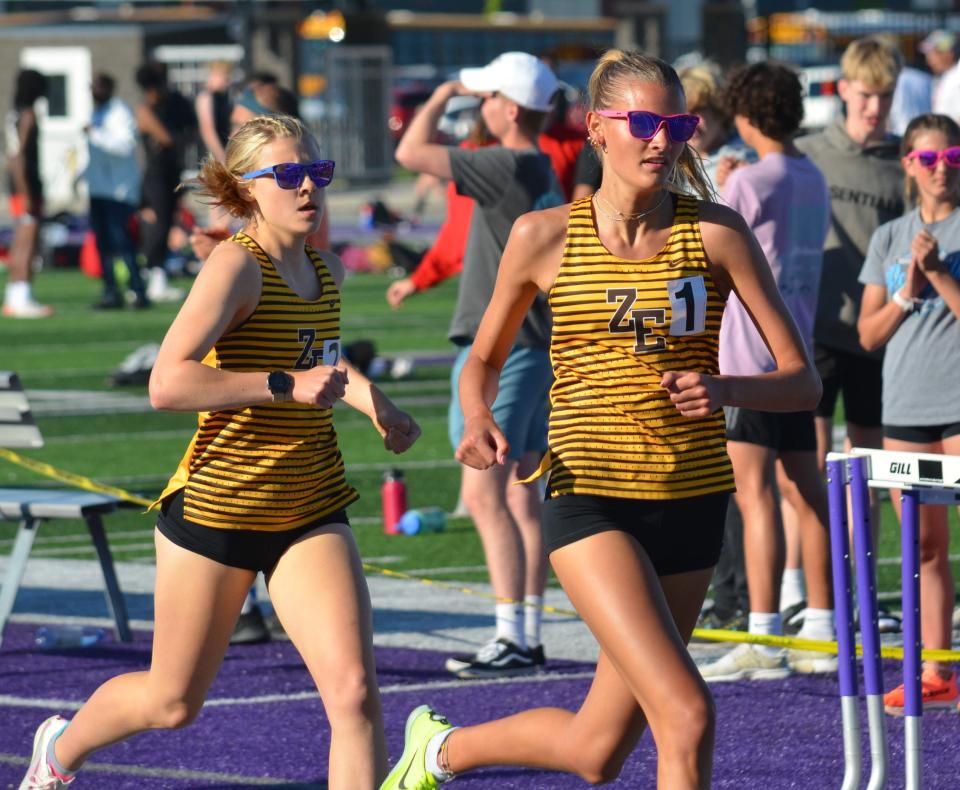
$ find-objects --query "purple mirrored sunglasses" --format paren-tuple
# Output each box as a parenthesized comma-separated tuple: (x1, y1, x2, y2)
(595, 110, 699, 142)
(241, 159, 335, 189)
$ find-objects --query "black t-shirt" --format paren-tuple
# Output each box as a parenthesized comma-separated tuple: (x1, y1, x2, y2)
(144, 90, 197, 178)
(573, 144, 602, 193)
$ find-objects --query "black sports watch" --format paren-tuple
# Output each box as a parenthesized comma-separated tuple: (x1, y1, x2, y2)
(267, 371, 293, 402)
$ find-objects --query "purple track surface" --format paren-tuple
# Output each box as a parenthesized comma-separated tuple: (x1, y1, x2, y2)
(1, 622, 957, 789)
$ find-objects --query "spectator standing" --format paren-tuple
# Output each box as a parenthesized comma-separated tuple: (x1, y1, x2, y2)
(858, 113, 960, 714)
(395, 52, 564, 678)
(795, 37, 904, 546)
(699, 63, 833, 682)
(135, 61, 197, 303)
(386, 118, 493, 309)
(85, 73, 149, 310)
(195, 60, 233, 164)
(920, 30, 960, 125)
(3, 69, 51, 318)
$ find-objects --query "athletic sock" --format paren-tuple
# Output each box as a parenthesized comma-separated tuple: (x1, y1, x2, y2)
(425, 727, 458, 781)
(4, 281, 29, 308)
(780, 568, 806, 611)
(494, 602, 525, 648)
(46, 727, 73, 779)
(240, 589, 257, 615)
(748, 611, 784, 658)
(799, 608, 835, 641)
(524, 595, 543, 649)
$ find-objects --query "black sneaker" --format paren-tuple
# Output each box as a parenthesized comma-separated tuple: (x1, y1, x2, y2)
(455, 638, 535, 679)
(94, 292, 123, 310)
(230, 607, 271, 645)
(529, 644, 546, 670)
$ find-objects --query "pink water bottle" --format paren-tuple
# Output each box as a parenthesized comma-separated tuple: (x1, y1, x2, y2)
(381, 469, 407, 535)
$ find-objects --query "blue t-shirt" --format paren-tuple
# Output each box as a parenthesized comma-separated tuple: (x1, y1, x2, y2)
(859, 207, 960, 426)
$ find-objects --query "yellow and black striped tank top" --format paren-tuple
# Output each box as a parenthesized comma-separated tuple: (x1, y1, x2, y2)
(545, 194, 734, 500)
(156, 231, 358, 530)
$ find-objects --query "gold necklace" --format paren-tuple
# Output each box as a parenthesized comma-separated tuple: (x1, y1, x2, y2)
(593, 190, 668, 222)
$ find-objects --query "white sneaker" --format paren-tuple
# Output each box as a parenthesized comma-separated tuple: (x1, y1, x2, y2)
(19, 715, 74, 789)
(788, 648, 839, 674)
(3, 300, 53, 319)
(699, 643, 791, 682)
(146, 269, 185, 303)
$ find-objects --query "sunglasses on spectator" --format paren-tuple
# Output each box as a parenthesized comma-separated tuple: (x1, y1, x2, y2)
(905, 147, 960, 169)
(241, 160, 335, 189)
(595, 110, 700, 142)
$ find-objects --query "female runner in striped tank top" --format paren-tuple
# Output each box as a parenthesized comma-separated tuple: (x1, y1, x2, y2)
(380, 51, 821, 790)
(19, 116, 420, 790)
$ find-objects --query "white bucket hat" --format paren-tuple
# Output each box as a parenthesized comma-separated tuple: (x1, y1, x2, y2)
(459, 52, 558, 112)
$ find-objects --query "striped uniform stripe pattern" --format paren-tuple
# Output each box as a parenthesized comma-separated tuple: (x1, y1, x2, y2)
(546, 194, 734, 500)
(164, 231, 357, 530)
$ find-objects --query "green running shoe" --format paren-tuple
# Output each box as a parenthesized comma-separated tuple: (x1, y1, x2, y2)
(380, 705, 453, 789)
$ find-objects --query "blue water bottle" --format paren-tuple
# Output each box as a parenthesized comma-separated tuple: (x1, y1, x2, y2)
(398, 507, 447, 535)
(35, 625, 106, 649)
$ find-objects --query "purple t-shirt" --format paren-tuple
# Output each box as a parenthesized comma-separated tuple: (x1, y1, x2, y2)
(719, 152, 830, 376)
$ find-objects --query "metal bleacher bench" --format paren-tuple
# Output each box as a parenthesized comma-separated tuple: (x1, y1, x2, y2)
(0, 371, 131, 648)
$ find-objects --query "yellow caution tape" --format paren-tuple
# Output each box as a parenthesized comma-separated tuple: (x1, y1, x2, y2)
(688, 627, 960, 662)
(0, 447, 153, 507)
(5, 446, 960, 662)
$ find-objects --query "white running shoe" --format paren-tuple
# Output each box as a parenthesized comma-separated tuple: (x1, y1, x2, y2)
(788, 648, 839, 674)
(699, 643, 791, 682)
(19, 715, 74, 789)
(3, 300, 53, 319)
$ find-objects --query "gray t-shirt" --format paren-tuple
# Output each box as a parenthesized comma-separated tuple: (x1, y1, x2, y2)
(859, 207, 960, 426)
(448, 146, 564, 348)
(796, 118, 904, 356)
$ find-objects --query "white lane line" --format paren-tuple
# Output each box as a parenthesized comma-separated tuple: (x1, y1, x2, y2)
(0, 670, 597, 712)
(0, 753, 299, 785)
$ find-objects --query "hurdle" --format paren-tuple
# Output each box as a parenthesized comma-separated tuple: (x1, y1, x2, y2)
(827, 448, 960, 790)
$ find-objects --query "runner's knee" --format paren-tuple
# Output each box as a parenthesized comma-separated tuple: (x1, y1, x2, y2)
(318, 666, 379, 724)
(145, 696, 203, 730)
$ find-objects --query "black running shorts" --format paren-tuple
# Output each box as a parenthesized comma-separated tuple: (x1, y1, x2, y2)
(156, 488, 349, 575)
(725, 407, 817, 452)
(884, 422, 960, 444)
(541, 491, 730, 576)
(813, 343, 883, 427)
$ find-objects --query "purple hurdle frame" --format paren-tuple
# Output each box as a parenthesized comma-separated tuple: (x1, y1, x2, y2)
(849, 455, 888, 790)
(826, 457, 861, 790)
(828, 452, 925, 790)
(900, 489, 922, 790)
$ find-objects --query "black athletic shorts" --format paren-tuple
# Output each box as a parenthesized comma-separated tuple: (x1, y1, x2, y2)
(541, 491, 730, 576)
(813, 343, 883, 427)
(884, 422, 960, 443)
(156, 488, 349, 575)
(725, 406, 817, 452)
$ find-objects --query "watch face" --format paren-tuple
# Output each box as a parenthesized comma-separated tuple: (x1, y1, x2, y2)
(269, 371, 291, 394)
